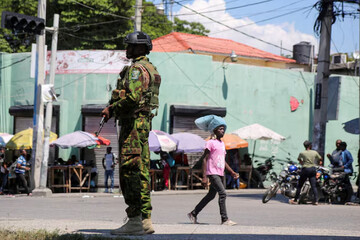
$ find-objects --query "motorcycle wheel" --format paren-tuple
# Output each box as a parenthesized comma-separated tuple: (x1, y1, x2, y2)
(299, 183, 310, 204)
(270, 172, 277, 182)
(262, 183, 279, 203)
(330, 191, 347, 204)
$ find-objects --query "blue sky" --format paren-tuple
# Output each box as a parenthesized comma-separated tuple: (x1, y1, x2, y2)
(150, 0, 359, 57)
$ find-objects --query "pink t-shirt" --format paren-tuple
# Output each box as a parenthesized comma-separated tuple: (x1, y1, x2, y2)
(205, 139, 226, 176)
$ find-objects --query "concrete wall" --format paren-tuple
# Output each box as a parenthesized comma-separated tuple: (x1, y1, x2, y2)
(0, 51, 359, 175)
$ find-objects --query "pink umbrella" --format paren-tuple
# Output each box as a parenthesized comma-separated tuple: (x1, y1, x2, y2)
(171, 132, 206, 153)
(149, 130, 177, 152)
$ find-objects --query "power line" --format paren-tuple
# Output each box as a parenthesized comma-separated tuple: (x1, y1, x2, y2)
(60, 19, 126, 31)
(0, 56, 31, 70)
(71, 0, 132, 20)
(174, 1, 300, 55)
(213, 5, 313, 33)
(60, 32, 126, 42)
(173, 0, 274, 17)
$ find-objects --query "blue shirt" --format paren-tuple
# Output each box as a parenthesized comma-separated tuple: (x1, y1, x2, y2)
(14, 155, 27, 174)
(341, 150, 353, 174)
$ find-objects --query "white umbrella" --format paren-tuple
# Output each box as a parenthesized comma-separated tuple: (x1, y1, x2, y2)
(0, 133, 14, 147)
(232, 123, 285, 141)
(232, 123, 285, 158)
(50, 131, 98, 149)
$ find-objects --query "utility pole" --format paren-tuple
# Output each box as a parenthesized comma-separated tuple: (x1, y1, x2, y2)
(170, 0, 174, 23)
(31, 0, 46, 191)
(37, 14, 59, 196)
(312, 0, 333, 159)
(134, 0, 142, 31)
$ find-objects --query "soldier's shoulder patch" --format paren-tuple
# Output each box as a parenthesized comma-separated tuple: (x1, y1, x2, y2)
(131, 68, 140, 80)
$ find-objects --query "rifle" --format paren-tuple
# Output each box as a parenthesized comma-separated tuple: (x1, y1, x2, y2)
(95, 116, 106, 137)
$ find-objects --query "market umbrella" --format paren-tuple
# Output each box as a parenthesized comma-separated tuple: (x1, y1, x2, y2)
(232, 123, 285, 141)
(91, 134, 111, 146)
(6, 128, 57, 150)
(87, 135, 111, 149)
(171, 132, 206, 153)
(205, 134, 248, 150)
(50, 131, 98, 149)
(0, 133, 14, 147)
(149, 130, 178, 152)
(232, 123, 285, 157)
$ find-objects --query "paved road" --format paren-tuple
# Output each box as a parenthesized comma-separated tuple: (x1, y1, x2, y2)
(0, 189, 359, 240)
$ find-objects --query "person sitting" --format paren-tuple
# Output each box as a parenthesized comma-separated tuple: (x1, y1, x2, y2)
(339, 142, 354, 204)
(160, 151, 175, 190)
(226, 149, 240, 189)
(0, 148, 9, 195)
(326, 139, 342, 168)
(67, 155, 81, 166)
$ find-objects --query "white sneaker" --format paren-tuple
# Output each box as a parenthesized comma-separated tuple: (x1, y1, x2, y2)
(110, 188, 113, 193)
(222, 219, 237, 226)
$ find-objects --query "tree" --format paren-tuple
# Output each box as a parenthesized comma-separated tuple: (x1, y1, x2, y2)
(173, 17, 209, 36)
(0, 0, 209, 52)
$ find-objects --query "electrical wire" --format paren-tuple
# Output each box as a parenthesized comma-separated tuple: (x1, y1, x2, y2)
(173, 1, 305, 56)
(71, 0, 132, 20)
(213, 5, 313, 33)
(173, 0, 274, 17)
(59, 19, 126, 31)
(60, 32, 126, 42)
(0, 56, 31, 70)
(141, 0, 308, 27)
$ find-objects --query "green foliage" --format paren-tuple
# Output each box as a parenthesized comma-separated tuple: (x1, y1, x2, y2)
(0, 0, 209, 52)
(173, 17, 210, 36)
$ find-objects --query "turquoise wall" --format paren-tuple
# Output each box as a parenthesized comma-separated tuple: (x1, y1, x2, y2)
(0, 51, 359, 175)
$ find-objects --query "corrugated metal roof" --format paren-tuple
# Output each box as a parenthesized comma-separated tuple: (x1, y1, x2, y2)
(153, 32, 295, 63)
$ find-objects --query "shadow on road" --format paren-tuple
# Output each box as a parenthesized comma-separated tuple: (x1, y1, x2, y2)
(230, 192, 291, 204)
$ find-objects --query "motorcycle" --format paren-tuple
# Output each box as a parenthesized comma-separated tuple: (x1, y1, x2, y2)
(300, 166, 351, 204)
(262, 161, 300, 203)
(252, 156, 277, 188)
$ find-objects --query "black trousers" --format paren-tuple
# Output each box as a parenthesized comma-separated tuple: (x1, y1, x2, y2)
(294, 167, 318, 202)
(192, 175, 228, 223)
(14, 173, 30, 195)
(343, 174, 353, 202)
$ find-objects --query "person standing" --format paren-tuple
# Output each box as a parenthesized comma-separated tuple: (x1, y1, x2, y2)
(101, 31, 161, 235)
(0, 148, 9, 194)
(102, 147, 116, 193)
(187, 115, 239, 226)
(289, 141, 322, 205)
(339, 142, 354, 204)
(326, 139, 342, 167)
(13, 149, 31, 196)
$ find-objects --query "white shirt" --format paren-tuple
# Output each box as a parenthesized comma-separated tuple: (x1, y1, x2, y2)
(105, 153, 116, 170)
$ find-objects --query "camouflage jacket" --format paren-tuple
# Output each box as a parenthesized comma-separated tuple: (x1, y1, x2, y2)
(109, 56, 159, 119)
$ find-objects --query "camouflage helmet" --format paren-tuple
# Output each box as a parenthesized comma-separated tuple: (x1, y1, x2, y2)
(124, 31, 152, 51)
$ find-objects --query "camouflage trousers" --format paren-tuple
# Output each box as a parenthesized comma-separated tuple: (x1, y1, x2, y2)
(118, 115, 152, 219)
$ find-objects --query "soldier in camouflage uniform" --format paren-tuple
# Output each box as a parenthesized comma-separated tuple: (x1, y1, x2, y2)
(101, 31, 161, 235)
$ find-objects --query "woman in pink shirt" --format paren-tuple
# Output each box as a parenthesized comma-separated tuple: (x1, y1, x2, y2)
(187, 115, 238, 226)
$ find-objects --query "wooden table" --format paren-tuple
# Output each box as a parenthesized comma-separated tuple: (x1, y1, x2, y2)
(174, 166, 190, 190)
(149, 169, 170, 191)
(49, 165, 91, 193)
